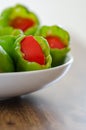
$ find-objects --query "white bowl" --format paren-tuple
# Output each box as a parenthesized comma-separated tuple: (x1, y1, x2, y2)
(0, 54, 73, 99)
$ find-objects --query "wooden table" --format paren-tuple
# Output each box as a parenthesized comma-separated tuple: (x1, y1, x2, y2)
(0, 35, 86, 130)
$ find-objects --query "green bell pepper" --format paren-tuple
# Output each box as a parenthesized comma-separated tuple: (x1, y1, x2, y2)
(35, 25, 70, 67)
(0, 4, 40, 35)
(13, 35, 52, 71)
(0, 26, 23, 36)
(0, 46, 14, 72)
(0, 35, 18, 57)
(0, 35, 19, 72)
(0, 16, 23, 36)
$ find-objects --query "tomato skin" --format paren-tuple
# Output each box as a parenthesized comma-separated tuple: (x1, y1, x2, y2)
(46, 36, 65, 49)
(21, 36, 45, 65)
(9, 17, 35, 31)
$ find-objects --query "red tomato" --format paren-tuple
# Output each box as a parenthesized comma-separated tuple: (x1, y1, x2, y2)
(9, 16, 35, 31)
(21, 36, 45, 65)
(46, 36, 65, 49)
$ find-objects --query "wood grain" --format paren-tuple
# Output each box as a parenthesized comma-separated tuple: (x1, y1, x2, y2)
(0, 96, 59, 130)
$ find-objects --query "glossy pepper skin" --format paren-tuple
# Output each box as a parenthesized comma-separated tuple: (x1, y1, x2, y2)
(0, 46, 14, 72)
(13, 35, 52, 71)
(0, 35, 19, 72)
(0, 35, 18, 58)
(0, 4, 39, 35)
(35, 25, 70, 67)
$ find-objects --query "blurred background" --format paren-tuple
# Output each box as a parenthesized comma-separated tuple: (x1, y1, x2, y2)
(0, 0, 86, 48)
(0, 1, 86, 129)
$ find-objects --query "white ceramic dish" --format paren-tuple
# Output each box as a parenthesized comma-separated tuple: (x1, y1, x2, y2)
(0, 54, 73, 99)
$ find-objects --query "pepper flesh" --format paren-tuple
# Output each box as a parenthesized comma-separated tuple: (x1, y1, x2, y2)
(21, 36, 45, 65)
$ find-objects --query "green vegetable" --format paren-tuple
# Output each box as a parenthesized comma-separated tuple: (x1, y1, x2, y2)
(13, 35, 52, 71)
(0, 46, 14, 72)
(0, 16, 23, 36)
(50, 47, 70, 66)
(0, 4, 40, 35)
(35, 25, 70, 67)
(0, 35, 18, 57)
(0, 26, 23, 36)
(0, 4, 71, 73)
(35, 25, 70, 45)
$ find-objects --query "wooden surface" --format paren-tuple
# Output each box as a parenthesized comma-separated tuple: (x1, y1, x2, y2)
(0, 35, 86, 130)
(0, 96, 60, 130)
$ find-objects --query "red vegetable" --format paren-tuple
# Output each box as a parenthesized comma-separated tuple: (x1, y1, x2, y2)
(46, 36, 65, 49)
(9, 16, 35, 31)
(21, 36, 45, 65)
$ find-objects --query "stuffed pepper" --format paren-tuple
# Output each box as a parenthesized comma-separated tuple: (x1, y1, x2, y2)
(0, 4, 39, 35)
(35, 25, 70, 67)
(13, 35, 52, 71)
